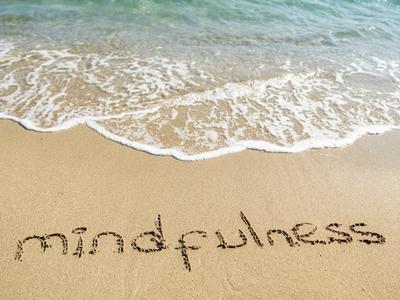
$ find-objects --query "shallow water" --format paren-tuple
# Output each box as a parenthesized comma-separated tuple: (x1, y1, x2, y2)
(0, 0, 399, 159)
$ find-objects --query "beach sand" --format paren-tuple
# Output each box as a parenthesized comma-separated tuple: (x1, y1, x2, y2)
(0, 119, 399, 299)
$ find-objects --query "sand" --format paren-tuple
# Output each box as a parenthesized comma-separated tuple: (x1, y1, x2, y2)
(0, 119, 399, 299)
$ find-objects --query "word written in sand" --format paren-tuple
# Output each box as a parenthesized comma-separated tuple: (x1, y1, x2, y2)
(14, 212, 385, 272)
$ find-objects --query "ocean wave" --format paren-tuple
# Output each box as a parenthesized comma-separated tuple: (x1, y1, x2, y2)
(0, 42, 399, 160)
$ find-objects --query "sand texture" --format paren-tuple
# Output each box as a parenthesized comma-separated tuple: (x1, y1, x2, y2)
(0, 120, 399, 299)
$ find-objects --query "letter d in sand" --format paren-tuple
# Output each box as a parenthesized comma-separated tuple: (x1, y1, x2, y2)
(131, 215, 167, 252)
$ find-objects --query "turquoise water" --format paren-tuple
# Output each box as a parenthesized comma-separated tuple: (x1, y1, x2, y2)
(1, 0, 399, 48)
(0, 0, 399, 159)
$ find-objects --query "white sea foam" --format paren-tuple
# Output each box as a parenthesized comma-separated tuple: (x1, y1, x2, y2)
(0, 42, 399, 160)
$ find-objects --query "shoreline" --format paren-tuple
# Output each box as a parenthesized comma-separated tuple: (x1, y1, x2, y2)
(1, 115, 399, 161)
(1, 119, 400, 299)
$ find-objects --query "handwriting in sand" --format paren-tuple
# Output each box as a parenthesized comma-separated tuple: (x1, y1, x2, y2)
(14, 212, 385, 272)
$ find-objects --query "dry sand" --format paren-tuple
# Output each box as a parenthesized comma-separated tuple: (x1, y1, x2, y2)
(0, 119, 399, 299)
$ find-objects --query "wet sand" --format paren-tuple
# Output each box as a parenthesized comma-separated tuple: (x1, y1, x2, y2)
(0, 119, 399, 299)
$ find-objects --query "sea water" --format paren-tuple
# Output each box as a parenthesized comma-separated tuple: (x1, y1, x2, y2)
(0, 0, 399, 160)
